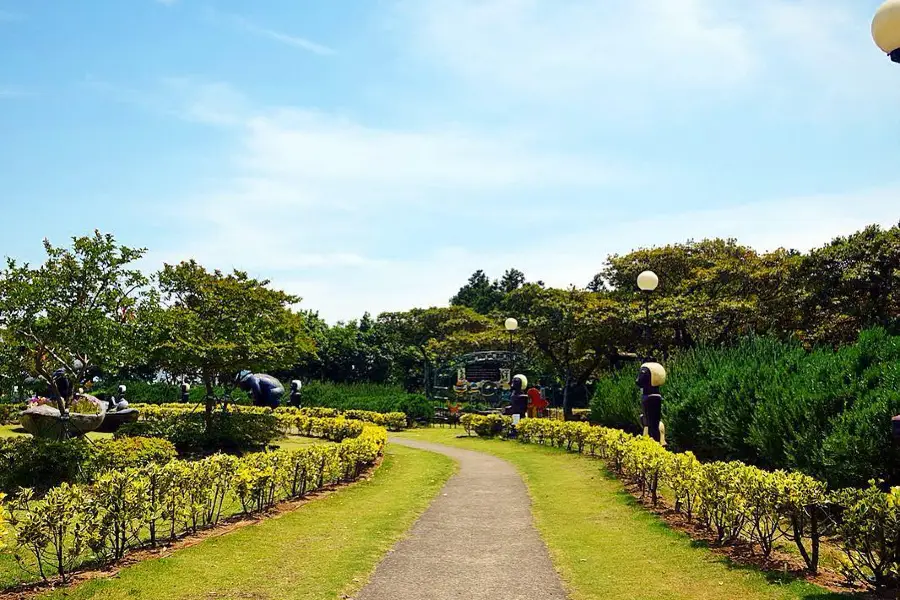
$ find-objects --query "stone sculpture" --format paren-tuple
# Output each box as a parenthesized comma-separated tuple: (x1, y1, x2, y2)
(236, 371, 285, 409)
(636, 362, 666, 443)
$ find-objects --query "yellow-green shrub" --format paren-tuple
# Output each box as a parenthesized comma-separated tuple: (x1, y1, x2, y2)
(3, 422, 388, 582)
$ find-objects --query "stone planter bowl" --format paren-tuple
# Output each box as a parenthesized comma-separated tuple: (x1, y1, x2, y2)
(96, 408, 140, 433)
(19, 395, 107, 439)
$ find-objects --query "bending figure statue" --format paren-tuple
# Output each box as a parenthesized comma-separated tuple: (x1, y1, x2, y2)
(236, 371, 285, 409)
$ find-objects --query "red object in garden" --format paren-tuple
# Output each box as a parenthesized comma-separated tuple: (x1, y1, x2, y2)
(527, 387, 548, 417)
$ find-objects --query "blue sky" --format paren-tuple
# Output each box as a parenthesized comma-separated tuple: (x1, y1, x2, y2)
(1, 0, 899, 321)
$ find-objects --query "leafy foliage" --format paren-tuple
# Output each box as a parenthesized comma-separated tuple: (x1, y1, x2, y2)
(2, 421, 387, 582)
(0, 232, 148, 411)
(590, 328, 900, 489)
(150, 260, 315, 419)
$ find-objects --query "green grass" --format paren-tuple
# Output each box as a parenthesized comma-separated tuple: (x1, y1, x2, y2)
(397, 428, 844, 600)
(0, 424, 113, 440)
(36, 444, 454, 599)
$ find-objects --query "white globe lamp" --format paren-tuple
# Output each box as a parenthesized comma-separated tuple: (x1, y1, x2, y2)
(505, 317, 519, 332)
(873, 0, 900, 63)
(637, 271, 659, 292)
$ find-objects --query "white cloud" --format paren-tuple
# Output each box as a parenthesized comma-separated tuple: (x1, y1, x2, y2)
(279, 186, 900, 321)
(143, 79, 899, 321)
(113, 1, 900, 322)
(392, 0, 896, 119)
(222, 12, 334, 55)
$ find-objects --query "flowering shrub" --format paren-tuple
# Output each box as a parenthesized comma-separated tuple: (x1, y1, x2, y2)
(69, 396, 102, 415)
(1, 422, 387, 582)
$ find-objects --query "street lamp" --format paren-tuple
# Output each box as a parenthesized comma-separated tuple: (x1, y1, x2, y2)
(873, 0, 900, 63)
(637, 271, 659, 360)
(505, 317, 518, 353)
(637, 271, 659, 319)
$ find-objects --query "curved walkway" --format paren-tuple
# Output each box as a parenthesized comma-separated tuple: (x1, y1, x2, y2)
(356, 437, 568, 600)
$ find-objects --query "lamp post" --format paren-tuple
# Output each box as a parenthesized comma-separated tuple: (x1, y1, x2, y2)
(874, 1, 900, 475)
(873, 0, 900, 63)
(505, 317, 518, 353)
(637, 271, 659, 360)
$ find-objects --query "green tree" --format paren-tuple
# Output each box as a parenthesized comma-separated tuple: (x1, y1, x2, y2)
(377, 306, 495, 395)
(597, 238, 802, 354)
(150, 261, 315, 424)
(0, 232, 148, 412)
(506, 284, 626, 419)
(800, 223, 900, 345)
(450, 270, 504, 314)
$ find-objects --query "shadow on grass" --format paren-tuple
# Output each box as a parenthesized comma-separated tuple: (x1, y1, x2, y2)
(610, 488, 864, 599)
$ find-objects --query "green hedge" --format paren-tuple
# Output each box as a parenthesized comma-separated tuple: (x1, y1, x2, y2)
(300, 382, 432, 423)
(589, 328, 900, 489)
(0, 437, 177, 495)
(466, 416, 900, 591)
(1, 423, 387, 583)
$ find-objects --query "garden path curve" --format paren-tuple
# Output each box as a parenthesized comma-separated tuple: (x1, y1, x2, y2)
(355, 437, 568, 600)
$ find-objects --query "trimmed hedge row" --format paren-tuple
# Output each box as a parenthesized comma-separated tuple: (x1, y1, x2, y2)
(465, 415, 900, 591)
(0, 421, 386, 583)
(0, 437, 177, 495)
(131, 403, 408, 432)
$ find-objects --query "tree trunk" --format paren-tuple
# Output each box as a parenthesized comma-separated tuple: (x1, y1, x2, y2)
(563, 374, 572, 421)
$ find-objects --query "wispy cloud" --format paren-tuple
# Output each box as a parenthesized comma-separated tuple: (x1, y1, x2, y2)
(0, 86, 31, 99)
(227, 13, 334, 55)
(0, 10, 23, 22)
(140, 79, 900, 321)
(393, 0, 895, 120)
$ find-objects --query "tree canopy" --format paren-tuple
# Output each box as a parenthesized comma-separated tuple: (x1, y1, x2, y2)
(0, 232, 148, 409)
(150, 260, 315, 414)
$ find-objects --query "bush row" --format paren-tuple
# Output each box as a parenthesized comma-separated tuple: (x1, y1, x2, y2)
(131, 403, 408, 431)
(465, 415, 900, 591)
(87, 380, 429, 422)
(0, 425, 386, 583)
(298, 382, 432, 423)
(589, 328, 900, 489)
(0, 437, 177, 495)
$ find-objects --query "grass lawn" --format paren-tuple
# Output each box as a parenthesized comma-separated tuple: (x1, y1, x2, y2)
(397, 427, 845, 600)
(36, 443, 454, 600)
(0, 424, 113, 440)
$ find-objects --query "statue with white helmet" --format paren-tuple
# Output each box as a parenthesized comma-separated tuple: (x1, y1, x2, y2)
(636, 362, 667, 445)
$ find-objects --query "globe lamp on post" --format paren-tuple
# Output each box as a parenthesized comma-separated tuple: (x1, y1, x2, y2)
(505, 317, 519, 353)
(637, 271, 659, 360)
(873, 0, 900, 63)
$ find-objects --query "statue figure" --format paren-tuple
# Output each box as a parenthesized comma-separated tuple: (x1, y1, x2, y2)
(50, 368, 71, 407)
(289, 380, 302, 408)
(180, 382, 191, 403)
(636, 362, 666, 443)
(506, 374, 529, 420)
(236, 371, 285, 409)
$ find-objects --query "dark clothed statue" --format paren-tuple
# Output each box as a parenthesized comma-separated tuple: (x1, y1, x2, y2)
(507, 375, 529, 418)
(236, 371, 285, 409)
(636, 362, 666, 443)
(290, 380, 302, 408)
(51, 369, 71, 403)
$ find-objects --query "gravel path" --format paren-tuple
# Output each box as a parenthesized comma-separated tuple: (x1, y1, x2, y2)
(354, 437, 568, 600)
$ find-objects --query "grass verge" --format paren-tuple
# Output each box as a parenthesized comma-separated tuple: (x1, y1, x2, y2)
(397, 428, 846, 600)
(32, 444, 454, 600)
